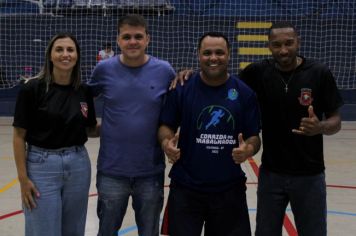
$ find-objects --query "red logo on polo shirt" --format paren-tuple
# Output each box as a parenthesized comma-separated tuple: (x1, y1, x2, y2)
(298, 88, 313, 106)
(80, 102, 88, 118)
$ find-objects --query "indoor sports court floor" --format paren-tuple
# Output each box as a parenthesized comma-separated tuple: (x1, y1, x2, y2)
(0, 117, 355, 236)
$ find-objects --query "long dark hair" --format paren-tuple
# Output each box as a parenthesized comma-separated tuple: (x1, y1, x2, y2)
(33, 32, 81, 91)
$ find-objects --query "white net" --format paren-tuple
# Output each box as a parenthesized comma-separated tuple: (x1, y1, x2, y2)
(0, 0, 355, 89)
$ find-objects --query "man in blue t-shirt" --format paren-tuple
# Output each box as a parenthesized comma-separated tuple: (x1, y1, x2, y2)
(88, 14, 176, 236)
(159, 32, 261, 236)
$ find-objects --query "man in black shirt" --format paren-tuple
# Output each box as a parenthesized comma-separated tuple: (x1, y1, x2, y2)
(239, 22, 343, 236)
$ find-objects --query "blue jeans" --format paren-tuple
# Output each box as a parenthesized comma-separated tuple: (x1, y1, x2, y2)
(255, 167, 326, 236)
(96, 173, 164, 236)
(24, 145, 91, 236)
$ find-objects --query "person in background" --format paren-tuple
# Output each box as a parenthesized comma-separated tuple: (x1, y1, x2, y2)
(0, 66, 5, 85)
(13, 32, 98, 236)
(97, 42, 115, 62)
(239, 22, 344, 236)
(159, 32, 261, 236)
(88, 14, 176, 236)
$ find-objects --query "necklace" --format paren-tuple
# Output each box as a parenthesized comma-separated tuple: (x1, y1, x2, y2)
(279, 71, 295, 93)
(275, 57, 301, 93)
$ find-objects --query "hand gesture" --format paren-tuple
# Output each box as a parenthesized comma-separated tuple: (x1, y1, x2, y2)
(19, 177, 40, 210)
(162, 133, 181, 164)
(232, 133, 251, 164)
(292, 106, 322, 136)
(169, 69, 194, 90)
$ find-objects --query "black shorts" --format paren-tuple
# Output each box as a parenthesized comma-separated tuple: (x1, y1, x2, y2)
(161, 181, 251, 236)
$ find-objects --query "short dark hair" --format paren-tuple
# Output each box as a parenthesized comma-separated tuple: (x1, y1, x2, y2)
(269, 22, 298, 38)
(103, 42, 112, 48)
(117, 14, 148, 35)
(197, 32, 230, 51)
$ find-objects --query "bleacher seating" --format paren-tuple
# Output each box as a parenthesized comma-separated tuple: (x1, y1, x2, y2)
(0, 0, 39, 14)
(41, 0, 174, 11)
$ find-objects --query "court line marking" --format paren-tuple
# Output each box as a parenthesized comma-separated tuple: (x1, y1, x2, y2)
(247, 157, 298, 236)
(1, 197, 356, 221)
(2, 181, 355, 194)
(0, 178, 18, 194)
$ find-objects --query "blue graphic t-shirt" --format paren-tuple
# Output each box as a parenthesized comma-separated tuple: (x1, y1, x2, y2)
(160, 72, 260, 192)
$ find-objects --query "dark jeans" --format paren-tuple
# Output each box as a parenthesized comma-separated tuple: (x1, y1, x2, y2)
(96, 173, 164, 236)
(165, 180, 251, 236)
(255, 167, 327, 236)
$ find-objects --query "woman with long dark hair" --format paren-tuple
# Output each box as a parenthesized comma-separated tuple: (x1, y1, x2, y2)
(13, 32, 99, 236)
